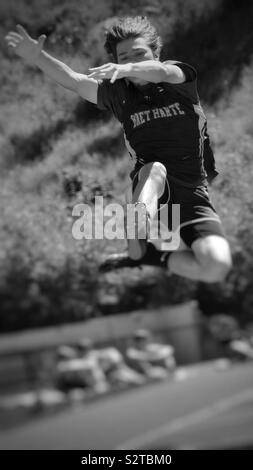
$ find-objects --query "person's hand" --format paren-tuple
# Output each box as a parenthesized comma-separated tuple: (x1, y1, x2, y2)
(4, 24, 46, 64)
(87, 62, 132, 83)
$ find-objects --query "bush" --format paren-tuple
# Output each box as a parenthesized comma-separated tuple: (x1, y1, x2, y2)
(0, 0, 253, 331)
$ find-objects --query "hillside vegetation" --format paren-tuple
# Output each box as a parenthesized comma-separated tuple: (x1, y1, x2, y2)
(0, 0, 253, 332)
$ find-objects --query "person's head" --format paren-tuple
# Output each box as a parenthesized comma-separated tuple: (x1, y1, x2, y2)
(133, 328, 151, 348)
(76, 337, 94, 355)
(104, 16, 162, 85)
(56, 345, 77, 361)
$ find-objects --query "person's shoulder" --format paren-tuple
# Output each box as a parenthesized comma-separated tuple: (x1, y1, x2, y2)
(162, 60, 197, 83)
(162, 59, 196, 69)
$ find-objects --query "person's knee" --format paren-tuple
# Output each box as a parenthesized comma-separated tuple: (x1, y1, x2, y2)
(192, 236, 232, 283)
(140, 162, 167, 182)
(206, 257, 232, 282)
(139, 162, 167, 199)
(150, 162, 167, 181)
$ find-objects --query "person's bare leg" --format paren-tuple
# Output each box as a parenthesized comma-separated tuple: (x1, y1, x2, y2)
(166, 234, 232, 283)
(127, 162, 167, 259)
(132, 162, 167, 217)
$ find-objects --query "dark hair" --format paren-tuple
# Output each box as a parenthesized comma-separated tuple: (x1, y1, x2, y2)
(104, 16, 162, 62)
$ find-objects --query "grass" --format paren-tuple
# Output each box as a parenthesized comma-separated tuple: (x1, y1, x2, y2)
(0, 0, 253, 331)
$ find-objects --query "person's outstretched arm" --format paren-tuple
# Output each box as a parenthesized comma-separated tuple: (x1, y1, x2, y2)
(4, 24, 98, 104)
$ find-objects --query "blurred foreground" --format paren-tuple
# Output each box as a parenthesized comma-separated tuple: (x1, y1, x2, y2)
(0, 360, 252, 450)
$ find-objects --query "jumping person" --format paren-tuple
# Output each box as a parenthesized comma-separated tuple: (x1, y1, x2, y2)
(5, 16, 232, 282)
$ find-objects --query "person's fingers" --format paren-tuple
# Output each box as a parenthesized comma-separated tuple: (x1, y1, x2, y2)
(5, 35, 20, 44)
(110, 70, 119, 83)
(16, 24, 30, 38)
(38, 34, 46, 48)
(6, 40, 17, 48)
(89, 63, 112, 71)
(87, 73, 103, 79)
(5, 32, 23, 41)
(89, 66, 107, 71)
(89, 68, 110, 73)
(90, 70, 107, 75)
(4, 34, 16, 42)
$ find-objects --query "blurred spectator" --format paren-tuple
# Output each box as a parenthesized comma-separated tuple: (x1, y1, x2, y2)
(126, 329, 176, 380)
(97, 346, 145, 388)
(55, 341, 109, 398)
(208, 315, 253, 362)
(77, 339, 145, 389)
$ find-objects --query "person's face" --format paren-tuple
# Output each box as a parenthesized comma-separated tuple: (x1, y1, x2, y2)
(116, 36, 157, 86)
(135, 337, 149, 349)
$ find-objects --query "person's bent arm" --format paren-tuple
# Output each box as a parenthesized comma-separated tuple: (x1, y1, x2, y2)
(5, 24, 98, 104)
(88, 60, 185, 84)
(126, 61, 185, 84)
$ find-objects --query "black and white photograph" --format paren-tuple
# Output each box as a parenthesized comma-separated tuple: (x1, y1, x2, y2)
(0, 0, 253, 458)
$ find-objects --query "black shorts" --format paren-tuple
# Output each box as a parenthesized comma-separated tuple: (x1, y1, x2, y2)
(130, 166, 226, 248)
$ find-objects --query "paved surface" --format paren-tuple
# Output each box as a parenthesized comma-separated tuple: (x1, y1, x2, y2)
(0, 361, 253, 450)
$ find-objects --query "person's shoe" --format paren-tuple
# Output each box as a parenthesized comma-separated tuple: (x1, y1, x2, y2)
(127, 202, 150, 260)
(99, 252, 141, 272)
(140, 242, 171, 268)
(99, 244, 171, 272)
